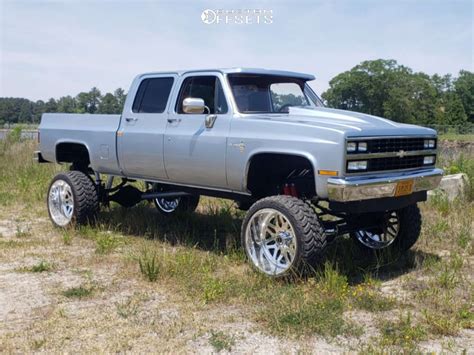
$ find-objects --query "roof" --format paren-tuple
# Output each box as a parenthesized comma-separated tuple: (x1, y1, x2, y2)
(138, 68, 315, 81)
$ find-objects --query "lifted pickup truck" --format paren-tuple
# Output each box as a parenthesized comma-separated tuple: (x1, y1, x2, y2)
(37, 68, 443, 277)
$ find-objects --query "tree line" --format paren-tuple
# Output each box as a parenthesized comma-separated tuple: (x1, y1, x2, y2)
(322, 59, 473, 126)
(0, 59, 472, 127)
(0, 87, 127, 125)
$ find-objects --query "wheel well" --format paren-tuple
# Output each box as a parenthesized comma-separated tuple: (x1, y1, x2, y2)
(56, 143, 90, 168)
(246, 153, 316, 199)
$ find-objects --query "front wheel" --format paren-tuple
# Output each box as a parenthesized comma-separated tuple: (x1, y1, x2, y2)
(350, 203, 422, 253)
(241, 195, 327, 277)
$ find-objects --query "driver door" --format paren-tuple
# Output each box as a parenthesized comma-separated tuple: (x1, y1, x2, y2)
(164, 73, 231, 188)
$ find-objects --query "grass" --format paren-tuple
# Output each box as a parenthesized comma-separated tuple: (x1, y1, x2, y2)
(0, 139, 472, 352)
(380, 312, 427, 350)
(439, 133, 474, 142)
(62, 285, 94, 299)
(138, 248, 160, 282)
(209, 330, 235, 352)
(28, 260, 54, 273)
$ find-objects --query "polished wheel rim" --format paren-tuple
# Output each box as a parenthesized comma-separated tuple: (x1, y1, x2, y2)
(48, 179, 74, 226)
(245, 208, 297, 275)
(355, 211, 400, 249)
(155, 197, 180, 213)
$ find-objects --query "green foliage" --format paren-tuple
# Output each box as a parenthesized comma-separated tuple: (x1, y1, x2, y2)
(95, 232, 121, 254)
(138, 249, 160, 282)
(380, 312, 426, 349)
(18, 260, 54, 273)
(322, 59, 473, 126)
(62, 285, 94, 298)
(7, 125, 23, 142)
(454, 70, 474, 121)
(209, 330, 235, 352)
(0, 87, 126, 124)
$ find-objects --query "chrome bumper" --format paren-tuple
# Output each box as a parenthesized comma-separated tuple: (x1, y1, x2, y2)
(327, 168, 443, 202)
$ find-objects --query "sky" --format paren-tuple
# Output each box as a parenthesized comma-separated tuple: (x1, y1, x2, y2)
(0, 0, 472, 101)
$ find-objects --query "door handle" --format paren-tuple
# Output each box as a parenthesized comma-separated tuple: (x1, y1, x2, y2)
(125, 117, 138, 122)
(167, 118, 181, 123)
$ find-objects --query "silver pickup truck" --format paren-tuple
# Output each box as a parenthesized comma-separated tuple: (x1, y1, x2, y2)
(37, 68, 443, 277)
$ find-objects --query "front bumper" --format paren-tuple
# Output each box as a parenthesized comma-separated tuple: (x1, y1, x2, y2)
(327, 168, 443, 202)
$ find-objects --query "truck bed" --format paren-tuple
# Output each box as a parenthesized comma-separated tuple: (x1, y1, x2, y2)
(39, 113, 122, 175)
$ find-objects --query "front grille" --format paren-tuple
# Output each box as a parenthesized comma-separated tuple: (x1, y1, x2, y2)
(346, 136, 437, 174)
(349, 138, 430, 154)
(367, 156, 426, 172)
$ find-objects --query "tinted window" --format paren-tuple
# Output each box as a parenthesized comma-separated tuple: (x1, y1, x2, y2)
(176, 76, 228, 114)
(132, 77, 174, 113)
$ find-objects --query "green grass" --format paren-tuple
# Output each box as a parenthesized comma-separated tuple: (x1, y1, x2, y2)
(380, 312, 427, 350)
(439, 133, 474, 142)
(1, 139, 473, 351)
(138, 248, 160, 282)
(209, 330, 235, 352)
(62, 285, 94, 299)
(28, 260, 53, 273)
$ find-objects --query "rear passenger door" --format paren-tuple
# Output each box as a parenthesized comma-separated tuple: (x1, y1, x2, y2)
(118, 74, 176, 179)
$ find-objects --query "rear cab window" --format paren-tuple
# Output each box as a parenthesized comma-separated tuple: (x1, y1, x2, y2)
(132, 77, 174, 113)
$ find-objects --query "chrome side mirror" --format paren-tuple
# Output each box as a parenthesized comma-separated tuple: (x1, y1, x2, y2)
(182, 97, 208, 114)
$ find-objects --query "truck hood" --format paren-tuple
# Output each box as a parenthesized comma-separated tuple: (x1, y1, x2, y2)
(251, 107, 436, 137)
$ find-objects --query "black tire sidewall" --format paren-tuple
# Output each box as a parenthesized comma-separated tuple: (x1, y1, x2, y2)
(241, 196, 323, 277)
(351, 203, 422, 256)
(47, 171, 98, 227)
(47, 173, 79, 227)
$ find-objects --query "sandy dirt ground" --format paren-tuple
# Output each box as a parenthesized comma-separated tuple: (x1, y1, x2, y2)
(0, 210, 472, 353)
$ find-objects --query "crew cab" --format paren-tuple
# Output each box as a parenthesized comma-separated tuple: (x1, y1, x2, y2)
(36, 68, 443, 277)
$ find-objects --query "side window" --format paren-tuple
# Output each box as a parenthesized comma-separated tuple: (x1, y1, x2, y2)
(132, 77, 174, 113)
(176, 76, 228, 114)
(270, 83, 309, 112)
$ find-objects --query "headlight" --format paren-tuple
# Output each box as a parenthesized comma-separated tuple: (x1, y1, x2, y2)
(347, 141, 368, 153)
(347, 142, 357, 152)
(423, 156, 435, 165)
(424, 139, 436, 149)
(347, 160, 368, 171)
(358, 142, 367, 152)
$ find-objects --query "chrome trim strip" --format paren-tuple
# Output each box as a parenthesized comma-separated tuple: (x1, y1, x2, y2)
(344, 166, 436, 177)
(327, 168, 443, 202)
(347, 149, 437, 160)
(346, 135, 436, 140)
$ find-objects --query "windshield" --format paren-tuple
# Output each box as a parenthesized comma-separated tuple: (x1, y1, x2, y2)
(227, 74, 323, 113)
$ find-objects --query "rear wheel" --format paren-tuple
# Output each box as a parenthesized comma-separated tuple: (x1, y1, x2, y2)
(47, 171, 99, 227)
(351, 203, 422, 253)
(241, 195, 327, 277)
(152, 184, 200, 215)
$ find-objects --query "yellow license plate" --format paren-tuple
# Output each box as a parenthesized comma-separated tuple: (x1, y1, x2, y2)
(395, 180, 414, 197)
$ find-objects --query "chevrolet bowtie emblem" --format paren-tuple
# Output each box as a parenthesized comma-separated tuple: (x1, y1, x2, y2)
(396, 150, 407, 158)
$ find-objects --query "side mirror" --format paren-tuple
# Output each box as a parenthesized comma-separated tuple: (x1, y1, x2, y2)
(182, 97, 208, 114)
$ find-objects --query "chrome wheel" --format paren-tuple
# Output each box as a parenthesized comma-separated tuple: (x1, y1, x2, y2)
(154, 197, 181, 213)
(354, 211, 400, 249)
(48, 179, 74, 226)
(245, 208, 297, 276)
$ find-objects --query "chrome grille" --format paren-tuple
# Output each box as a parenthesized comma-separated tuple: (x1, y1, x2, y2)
(366, 138, 428, 153)
(346, 136, 437, 174)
